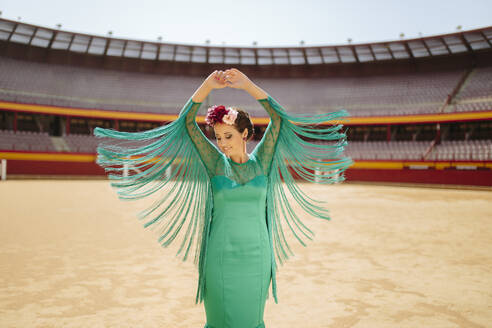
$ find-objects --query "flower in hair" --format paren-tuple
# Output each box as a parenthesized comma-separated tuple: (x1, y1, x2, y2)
(205, 105, 238, 126)
(222, 108, 238, 125)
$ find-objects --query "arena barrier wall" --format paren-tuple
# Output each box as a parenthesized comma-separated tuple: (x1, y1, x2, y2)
(1, 151, 491, 186)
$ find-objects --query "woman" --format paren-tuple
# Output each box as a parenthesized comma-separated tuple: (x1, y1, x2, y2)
(94, 69, 353, 328)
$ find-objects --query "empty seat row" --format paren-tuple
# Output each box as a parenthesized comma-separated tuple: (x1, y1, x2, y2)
(2, 56, 491, 117)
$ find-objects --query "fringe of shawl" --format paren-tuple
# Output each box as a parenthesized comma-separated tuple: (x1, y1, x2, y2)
(93, 97, 212, 304)
(263, 95, 354, 303)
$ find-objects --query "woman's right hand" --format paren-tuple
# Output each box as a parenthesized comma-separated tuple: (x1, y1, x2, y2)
(204, 70, 229, 90)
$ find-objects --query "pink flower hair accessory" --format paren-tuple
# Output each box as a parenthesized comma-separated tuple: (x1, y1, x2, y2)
(205, 105, 238, 126)
(222, 108, 238, 125)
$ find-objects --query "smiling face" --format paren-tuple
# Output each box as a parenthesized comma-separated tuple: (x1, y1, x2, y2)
(213, 123, 248, 157)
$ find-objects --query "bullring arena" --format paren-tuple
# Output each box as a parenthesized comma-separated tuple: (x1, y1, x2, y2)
(1, 180, 491, 327)
(1, 15, 492, 328)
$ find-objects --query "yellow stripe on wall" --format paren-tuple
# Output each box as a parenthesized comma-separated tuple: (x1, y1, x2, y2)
(0, 152, 96, 162)
(1, 100, 491, 125)
(0, 101, 176, 122)
(0, 101, 270, 124)
(345, 111, 492, 124)
(351, 161, 404, 169)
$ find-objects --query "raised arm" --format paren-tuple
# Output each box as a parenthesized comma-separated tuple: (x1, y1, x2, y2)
(224, 68, 282, 175)
(254, 97, 282, 175)
(183, 71, 228, 177)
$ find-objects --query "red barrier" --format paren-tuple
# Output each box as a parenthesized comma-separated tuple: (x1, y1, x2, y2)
(7, 160, 105, 176)
(345, 168, 492, 186)
(2, 151, 491, 186)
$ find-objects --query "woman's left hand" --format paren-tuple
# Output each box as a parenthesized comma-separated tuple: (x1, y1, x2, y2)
(224, 68, 252, 90)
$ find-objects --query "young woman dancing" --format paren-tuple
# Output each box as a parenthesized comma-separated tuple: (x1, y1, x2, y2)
(94, 68, 353, 328)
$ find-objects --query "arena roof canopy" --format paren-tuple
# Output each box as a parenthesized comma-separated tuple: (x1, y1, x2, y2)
(1, 18, 491, 65)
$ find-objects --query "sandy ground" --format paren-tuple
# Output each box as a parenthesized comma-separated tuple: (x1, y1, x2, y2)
(0, 180, 491, 328)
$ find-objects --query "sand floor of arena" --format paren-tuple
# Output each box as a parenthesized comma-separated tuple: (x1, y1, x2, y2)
(0, 180, 491, 328)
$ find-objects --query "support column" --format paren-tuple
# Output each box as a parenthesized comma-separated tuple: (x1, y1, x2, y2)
(65, 116, 71, 135)
(14, 112, 18, 132)
(435, 123, 441, 145)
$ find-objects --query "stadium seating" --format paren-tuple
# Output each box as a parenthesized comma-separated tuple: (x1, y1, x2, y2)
(63, 133, 101, 153)
(0, 130, 56, 151)
(426, 139, 492, 161)
(1, 56, 490, 162)
(451, 66, 492, 112)
(1, 129, 490, 161)
(2, 56, 490, 117)
(330, 139, 491, 161)
(342, 140, 430, 160)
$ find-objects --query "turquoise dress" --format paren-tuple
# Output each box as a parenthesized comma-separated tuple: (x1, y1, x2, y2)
(205, 167, 271, 328)
(94, 93, 353, 328)
(183, 98, 280, 328)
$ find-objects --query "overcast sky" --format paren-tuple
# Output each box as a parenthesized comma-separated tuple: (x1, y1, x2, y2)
(2, 0, 491, 47)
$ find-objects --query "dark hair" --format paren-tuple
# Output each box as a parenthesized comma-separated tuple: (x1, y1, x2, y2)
(231, 107, 254, 141)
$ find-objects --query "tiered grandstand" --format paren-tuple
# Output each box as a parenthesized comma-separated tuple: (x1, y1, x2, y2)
(0, 130, 55, 151)
(0, 18, 491, 186)
(1, 56, 492, 116)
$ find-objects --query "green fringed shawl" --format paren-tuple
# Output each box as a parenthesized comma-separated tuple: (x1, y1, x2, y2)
(94, 94, 353, 305)
(259, 96, 353, 303)
(94, 97, 213, 304)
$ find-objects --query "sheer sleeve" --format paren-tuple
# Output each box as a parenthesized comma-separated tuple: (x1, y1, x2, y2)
(253, 95, 282, 175)
(185, 100, 222, 178)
